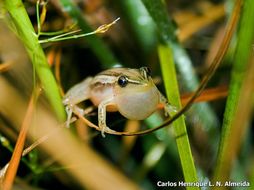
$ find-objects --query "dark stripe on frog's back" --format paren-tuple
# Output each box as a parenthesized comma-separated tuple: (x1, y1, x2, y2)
(90, 74, 117, 91)
(99, 68, 144, 81)
(90, 68, 144, 90)
(98, 68, 128, 77)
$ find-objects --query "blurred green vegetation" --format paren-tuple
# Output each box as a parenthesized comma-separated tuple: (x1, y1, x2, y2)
(0, 0, 253, 189)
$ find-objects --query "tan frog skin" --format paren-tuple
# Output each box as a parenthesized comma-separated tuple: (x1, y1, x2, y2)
(63, 67, 174, 136)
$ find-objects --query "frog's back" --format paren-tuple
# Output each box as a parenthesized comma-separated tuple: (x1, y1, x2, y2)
(63, 77, 93, 105)
(98, 68, 143, 81)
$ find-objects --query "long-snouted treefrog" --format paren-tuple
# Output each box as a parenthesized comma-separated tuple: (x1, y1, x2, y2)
(63, 67, 175, 136)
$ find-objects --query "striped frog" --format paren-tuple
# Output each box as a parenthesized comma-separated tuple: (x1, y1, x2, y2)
(63, 67, 174, 136)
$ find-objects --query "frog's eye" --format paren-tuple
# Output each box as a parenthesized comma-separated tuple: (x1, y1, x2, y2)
(118, 75, 128, 87)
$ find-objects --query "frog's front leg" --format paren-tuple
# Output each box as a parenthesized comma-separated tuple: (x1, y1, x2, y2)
(98, 98, 116, 137)
(159, 92, 177, 116)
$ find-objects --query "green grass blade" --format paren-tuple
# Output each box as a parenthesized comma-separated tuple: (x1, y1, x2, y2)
(134, 142, 166, 181)
(117, 0, 156, 54)
(249, 161, 254, 190)
(158, 45, 199, 189)
(4, 0, 65, 121)
(59, 0, 119, 68)
(213, 0, 254, 184)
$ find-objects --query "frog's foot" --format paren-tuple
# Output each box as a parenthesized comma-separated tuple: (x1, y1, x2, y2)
(159, 93, 178, 117)
(164, 103, 178, 117)
(99, 123, 116, 138)
(65, 106, 73, 128)
(65, 105, 86, 127)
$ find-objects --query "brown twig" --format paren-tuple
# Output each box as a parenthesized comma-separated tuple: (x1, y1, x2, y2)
(47, 47, 64, 96)
(54, 48, 65, 97)
(177, 2, 225, 42)
(2, 87, 40, 190)
(180, 85, 228, 105)
(0, 62, 12, 72)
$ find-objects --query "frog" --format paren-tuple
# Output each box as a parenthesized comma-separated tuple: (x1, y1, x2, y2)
(62, 67, 175, 136)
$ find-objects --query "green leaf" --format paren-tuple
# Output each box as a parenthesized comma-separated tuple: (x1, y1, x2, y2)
(213, 0, 254, 184)
(4, 0, 65, 121)
(158, 45, 199, 189)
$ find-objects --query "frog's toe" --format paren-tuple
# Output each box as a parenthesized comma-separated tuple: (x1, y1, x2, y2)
(65, 106, 73, 128)
(164, 104, 178, 116)
(104, 126, 116, 133)
(99, 124, 116, 137)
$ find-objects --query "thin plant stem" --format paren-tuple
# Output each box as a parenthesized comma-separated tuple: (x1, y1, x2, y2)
(59, 0, 119, 68)
(4, 0, 66, 121)
(39, 18, 120, 43)
(36, 0, 41, 35)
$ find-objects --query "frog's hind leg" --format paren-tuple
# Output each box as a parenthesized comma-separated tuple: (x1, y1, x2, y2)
(63, 77, 93, 106)
(63, 77, 93, 127)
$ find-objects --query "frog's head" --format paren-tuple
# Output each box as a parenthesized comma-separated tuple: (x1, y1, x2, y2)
(114, 67, 160, 120)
